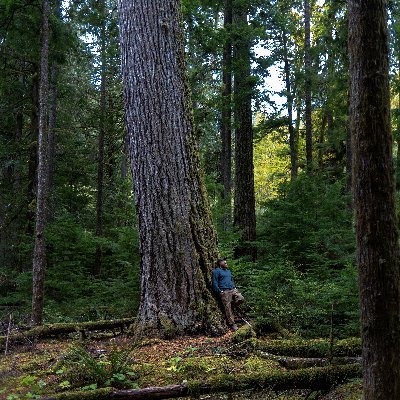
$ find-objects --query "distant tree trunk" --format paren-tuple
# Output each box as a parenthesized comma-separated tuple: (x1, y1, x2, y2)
(26, 68, 39, 237)
(14, 75, 24, 190)
(345, 121, 352, 194)
(118, 0, 224, 337)
(221, 0, 233, 229)
(32, 0, 50, 326)
(121, 133, 129, 180)
(282, 28, 297, 180)
(304, 0, 312, 174)
(47, 66, 57, 194)
(15, 76, 24, 144)
(397, 65, 400, 188)
(47, 0, 61, 195)
(349, 0, 400, 398)
(94, 11, 107, 276)
(233, 3, 256, 260)
(295, 91, 302, 167)
(318, 115, 326, 169)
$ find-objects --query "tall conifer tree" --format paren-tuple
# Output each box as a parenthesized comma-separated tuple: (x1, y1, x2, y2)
(233, 0, 256, 259)
(32, 0, 50, 325)
(349, 0, 400, 397)
(118, 0, 224, 336)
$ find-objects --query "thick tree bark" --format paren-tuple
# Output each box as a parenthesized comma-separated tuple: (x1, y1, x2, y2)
(32, 0, 50, 326)
(221, 0, 233, 229)
(349, 1, 400, 398)
(118, 0, 224, 337)
(304, 0, 312, 174)
(233, 3, 256, 260)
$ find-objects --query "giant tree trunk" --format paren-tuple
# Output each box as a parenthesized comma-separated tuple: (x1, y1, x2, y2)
(304, 0, 312, 174)
(32, 0, 50, 326)
(221, 0, 233, 229)
(349, 0, 400, 398)
(118, 0, 224, 337)
(233, 3, 256, 260)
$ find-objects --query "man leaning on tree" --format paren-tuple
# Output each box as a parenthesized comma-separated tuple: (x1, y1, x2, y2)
(212, 259, 244, 331)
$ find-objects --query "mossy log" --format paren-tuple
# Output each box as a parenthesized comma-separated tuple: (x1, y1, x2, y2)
(41, 363, 361, 400)
(0, 318, 136, 348)
(243, 337, 361, 358)
(278, 356, 362, 369)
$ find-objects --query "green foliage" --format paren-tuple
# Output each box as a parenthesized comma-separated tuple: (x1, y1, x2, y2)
(230, 324, 256, 343)
(57, 345, 138, 389)
(257, 174, 355, 271)
(248, 262, 359, 337)
(1, 214, 140, 322)
(222, 174, 360, 338)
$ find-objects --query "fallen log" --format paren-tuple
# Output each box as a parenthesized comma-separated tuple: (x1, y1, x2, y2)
(278, 356, 362, 369)
(0, 317, 136, 349)
(40, 363, 361, 400)
(243, 337, 361, 358)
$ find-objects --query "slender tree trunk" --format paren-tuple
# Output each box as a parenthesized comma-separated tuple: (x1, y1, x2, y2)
(15, 76, 24, 144)
(32, 0, 50, 326)
(295, 89, 302, 159)
(318, 115, 327, 169)
(118, 0, 224, 337)
(47, 65, 58, 196)
(345, 122, 352, 194)
(233, 3, 256, 260)
(349, 1, 400, 398)
(14, 75, 24, 190)
(94, 10, 107, 276)
(47, 0, 61, 195)
(221, 0, 233, 229)
(397, 63, 400, 188)
(282, 28, 297, 180)
(26, 68, 39, 237)
(121, 133, 129, 180)
(304, 0, 312, 174)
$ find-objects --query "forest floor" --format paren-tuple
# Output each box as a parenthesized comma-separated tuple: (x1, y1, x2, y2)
(0, 327, 362, 400)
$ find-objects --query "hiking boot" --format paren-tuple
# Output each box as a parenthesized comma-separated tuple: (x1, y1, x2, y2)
(231, 324, 238, 331)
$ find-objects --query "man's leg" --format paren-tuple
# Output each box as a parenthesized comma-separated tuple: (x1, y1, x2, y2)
(232, 289, 244, 306)
(220, 290, 235, 326)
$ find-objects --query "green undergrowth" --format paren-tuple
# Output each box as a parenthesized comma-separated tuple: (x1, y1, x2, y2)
(0, 335, 362, 400)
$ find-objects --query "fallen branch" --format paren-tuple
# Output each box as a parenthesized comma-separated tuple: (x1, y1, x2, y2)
(41, 363, 361, 400)
(0, 317, 136, 349)
(278, 356, 362, 369)
(242, 337, 361, 358)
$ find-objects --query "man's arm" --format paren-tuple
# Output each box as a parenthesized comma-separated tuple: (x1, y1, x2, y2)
(212, 269, 220, 293)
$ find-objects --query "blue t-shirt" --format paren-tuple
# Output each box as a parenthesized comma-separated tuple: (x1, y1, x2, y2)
(212, 267, 235, 293)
